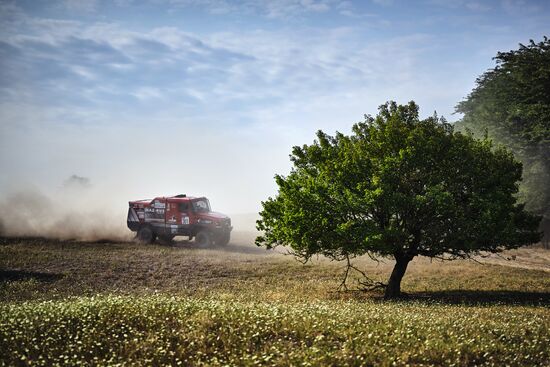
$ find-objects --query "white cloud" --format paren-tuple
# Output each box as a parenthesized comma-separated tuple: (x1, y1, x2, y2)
(131, 87, 162, 100)
(501, 0, 540, 14)
(70, 65, 97, 80)
(165, 0, 338, 18)
(427, 0, 491, 11)
(465, 2, 491, 11)
(372, 0, 393, 5)
(114, 0, 135, 6)
(0, 4, 441, 129)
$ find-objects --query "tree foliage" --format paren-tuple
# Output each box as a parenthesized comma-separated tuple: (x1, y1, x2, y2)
(257, 101, 541, 299)
(455, 37, 550, 240)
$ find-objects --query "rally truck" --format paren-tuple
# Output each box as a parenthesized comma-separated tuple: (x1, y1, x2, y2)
(127, 194, 232, 246)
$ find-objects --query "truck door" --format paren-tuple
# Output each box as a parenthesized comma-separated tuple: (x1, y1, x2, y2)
(165, 200, 178, 235)
(165, 200, 190, 235)
(178, 202, 191, 225)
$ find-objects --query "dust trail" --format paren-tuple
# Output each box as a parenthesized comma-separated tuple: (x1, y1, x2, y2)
(225, 212, 261, 247)
(0, 176, 131, 241)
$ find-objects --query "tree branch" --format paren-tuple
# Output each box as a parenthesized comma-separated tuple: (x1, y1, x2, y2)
(337, 254, 386, 292)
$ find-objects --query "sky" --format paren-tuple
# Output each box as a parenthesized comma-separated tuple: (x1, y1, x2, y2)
(0, 0, 549, 217)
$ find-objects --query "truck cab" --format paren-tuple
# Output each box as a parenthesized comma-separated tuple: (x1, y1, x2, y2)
(127, 194, 232, 246)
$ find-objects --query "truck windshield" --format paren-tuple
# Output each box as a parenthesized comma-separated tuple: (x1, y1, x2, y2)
(192, 199, 211, 213)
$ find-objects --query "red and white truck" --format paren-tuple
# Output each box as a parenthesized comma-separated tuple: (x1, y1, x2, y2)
(127, 194, 232, 246)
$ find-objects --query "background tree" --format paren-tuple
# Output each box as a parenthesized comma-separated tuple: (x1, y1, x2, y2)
(455, 37, 550, 245)
(256, 101, 541, 299)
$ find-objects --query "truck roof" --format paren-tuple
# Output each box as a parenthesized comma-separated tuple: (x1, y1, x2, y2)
(129, 195, 205, 205)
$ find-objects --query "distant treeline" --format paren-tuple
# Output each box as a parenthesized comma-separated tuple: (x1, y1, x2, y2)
(455, 36, 550, 246)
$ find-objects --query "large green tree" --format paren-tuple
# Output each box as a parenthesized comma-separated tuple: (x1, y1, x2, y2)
(456, 37, 550, 242)
(257, 101, 541, 299)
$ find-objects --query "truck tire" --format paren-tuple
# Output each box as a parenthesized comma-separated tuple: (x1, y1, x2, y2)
(137, 226, 154, 244)
(216, 232, 230, 246)
(195, 230, 211, 247)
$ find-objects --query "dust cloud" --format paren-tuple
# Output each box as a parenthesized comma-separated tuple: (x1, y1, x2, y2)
(0, 184, 131, 242)
(228, 213, 261, 246)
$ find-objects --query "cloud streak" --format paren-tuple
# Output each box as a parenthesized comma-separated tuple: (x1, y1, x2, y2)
(1, 5, 441, 129)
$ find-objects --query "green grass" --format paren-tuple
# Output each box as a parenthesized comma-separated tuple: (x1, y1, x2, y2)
(2, 295, 549, 366)
(1, 237, 549, 366)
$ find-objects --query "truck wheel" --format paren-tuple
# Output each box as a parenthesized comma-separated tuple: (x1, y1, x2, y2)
(137, 226, 154, 244)
(216, 233, 230, 246)
(195, 231, 211, 247)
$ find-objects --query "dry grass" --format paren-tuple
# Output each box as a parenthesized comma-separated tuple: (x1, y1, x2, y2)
(1, 235, 548, 304)
(479, 247, 550, 272)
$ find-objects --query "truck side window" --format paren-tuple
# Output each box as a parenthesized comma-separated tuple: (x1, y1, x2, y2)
(178, 203, 189, 212)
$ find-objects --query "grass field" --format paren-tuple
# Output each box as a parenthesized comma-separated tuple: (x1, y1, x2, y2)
(1, 235, 549, 366)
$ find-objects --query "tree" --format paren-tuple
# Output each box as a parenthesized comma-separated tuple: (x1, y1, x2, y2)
(256, 101, 541, 299)
(455, 37, 550, 244)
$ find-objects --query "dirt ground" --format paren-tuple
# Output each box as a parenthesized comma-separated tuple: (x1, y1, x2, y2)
(1, 232, 549, 305)
(478, 247, 550, 272)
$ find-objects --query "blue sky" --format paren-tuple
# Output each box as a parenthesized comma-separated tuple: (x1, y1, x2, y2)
(0, 0, 549, 215)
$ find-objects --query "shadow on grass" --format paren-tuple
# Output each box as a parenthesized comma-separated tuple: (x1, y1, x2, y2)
(330, 289, 550, 306)
(409, 290, 550, 306)
(0, 270, 63, 283)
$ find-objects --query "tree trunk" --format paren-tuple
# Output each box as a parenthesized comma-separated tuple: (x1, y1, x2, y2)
(384, 253, 413, 300)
